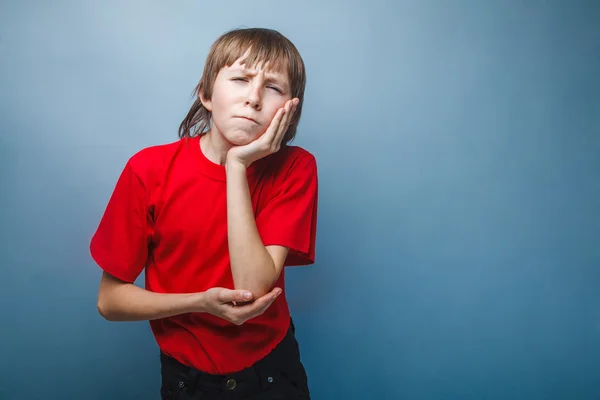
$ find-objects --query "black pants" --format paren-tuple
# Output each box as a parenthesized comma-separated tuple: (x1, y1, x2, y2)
(160, 320, 311, 399)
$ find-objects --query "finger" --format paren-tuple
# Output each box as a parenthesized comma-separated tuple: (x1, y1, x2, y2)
(231, 287, 281, 317)
(254, 291, 281, 316)
(237, 293, 280, 322)
(265, 99, 294, 146)
(275, 103, 292, 141)
(275, 99, 298, 145)
(261, 107, 286, 145)
(280, 99, 298, 134)
(247, 287, 281, 310)
(258, 288, 281, 315)
(217, 289, 254, 304)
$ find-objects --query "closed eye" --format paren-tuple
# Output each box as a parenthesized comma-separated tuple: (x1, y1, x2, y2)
(231, 77, 284, 94)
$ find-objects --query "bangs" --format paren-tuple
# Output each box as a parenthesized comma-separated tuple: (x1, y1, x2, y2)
(223, 39, 289, 73)
(207, 28, 304, 87)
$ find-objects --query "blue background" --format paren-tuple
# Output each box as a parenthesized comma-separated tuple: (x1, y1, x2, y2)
(1, 0, 599, 399)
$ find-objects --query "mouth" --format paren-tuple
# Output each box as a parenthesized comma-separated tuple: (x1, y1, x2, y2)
(234, 116, 259, 124)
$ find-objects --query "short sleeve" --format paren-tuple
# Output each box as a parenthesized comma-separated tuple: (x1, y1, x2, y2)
(90, 161, 150, 283)
(256, 153, 318, 266)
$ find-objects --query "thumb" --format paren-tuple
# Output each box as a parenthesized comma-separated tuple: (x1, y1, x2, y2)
(217, 288, 254, 304)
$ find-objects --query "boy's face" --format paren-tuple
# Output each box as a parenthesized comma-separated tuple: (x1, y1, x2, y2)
(201, 54, 293, 146)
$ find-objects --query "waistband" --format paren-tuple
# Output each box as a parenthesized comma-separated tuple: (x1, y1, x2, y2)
(160, 319, 299, 396)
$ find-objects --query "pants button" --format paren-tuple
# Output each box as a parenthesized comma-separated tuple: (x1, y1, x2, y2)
(226, 378, 237, 390)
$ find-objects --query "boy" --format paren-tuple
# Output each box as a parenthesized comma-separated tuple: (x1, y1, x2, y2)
(90, 27, 318, 399)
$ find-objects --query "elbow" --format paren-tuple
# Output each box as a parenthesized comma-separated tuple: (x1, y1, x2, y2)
(250, 286, 272, 300)
(232, 282, 269, 299)
(231, 259, 282, 299)
(97, 297, 118, 321)
(234, 276, 279, 299)
(97, 299, 110, 320)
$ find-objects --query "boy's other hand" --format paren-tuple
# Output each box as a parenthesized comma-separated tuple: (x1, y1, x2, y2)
(227, 98, 299, 168)
(201, 287, 282, 325)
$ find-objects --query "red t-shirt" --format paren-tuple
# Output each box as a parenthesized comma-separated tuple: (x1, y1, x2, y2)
(90, 136, 318, 374)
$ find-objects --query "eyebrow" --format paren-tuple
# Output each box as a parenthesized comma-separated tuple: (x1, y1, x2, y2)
(228, 67, 290, 91)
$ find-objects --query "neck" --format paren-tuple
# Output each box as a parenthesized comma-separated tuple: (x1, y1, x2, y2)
(200, 128, 232, 166)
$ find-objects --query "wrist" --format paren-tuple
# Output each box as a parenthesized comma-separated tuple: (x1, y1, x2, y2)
(184, 292, 206, 314)
(226, 155, 249, 171)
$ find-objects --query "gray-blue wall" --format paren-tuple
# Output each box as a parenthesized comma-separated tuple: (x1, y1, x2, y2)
(1, 1, 599, 399)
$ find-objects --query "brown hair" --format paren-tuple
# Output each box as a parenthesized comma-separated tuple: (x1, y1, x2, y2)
(178, 28, 307, 145)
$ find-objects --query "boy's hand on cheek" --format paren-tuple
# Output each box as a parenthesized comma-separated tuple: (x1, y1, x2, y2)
(227, 98, 299, 168)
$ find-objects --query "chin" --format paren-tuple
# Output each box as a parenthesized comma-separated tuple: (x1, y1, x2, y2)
(224, 130, 259, 146)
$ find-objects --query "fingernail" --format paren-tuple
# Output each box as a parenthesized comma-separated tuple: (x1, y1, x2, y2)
(244, 292, 252, 299)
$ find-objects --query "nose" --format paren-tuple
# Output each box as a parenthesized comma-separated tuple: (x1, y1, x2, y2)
(245, 82, 262, 111)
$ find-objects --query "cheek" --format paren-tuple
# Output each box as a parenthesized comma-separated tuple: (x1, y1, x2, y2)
(210, 81, 238, 112)
(264, 100, 288, 120)
(210, 92, 229, 113)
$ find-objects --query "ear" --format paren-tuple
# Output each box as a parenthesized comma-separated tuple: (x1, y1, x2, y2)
(198, 89, 212, 112)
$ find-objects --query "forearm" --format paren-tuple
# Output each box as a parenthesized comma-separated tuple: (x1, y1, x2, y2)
(97, 272, 205, 322)
(226, 159, 278, 298)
